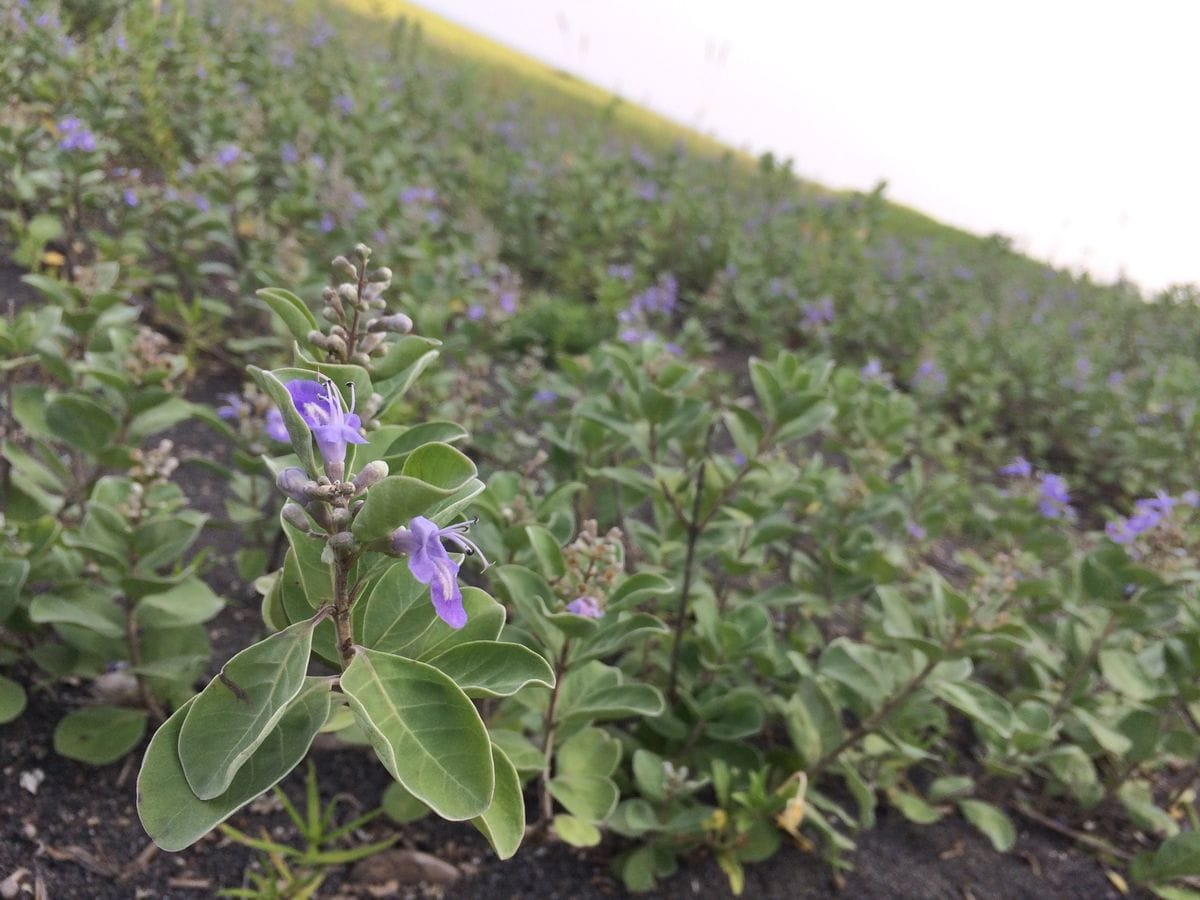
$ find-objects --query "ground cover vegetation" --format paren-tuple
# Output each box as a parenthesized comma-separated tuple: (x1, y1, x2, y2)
(3, 0, 1200, 896)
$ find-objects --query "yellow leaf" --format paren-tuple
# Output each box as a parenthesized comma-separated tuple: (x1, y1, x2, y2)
(775, 772, 808, 840)
(1105, 871, 1129, 895)
(704, 808, 728, 832)
(41, 251, 66, 267)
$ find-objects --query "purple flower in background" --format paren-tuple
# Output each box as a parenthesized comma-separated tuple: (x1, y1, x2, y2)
(194, 195, 211, 213)
(216, 394, 250, 422)
(466, 304, 486, 321)
(634, 180, 659, 202)
(630, 145, 653, 168)
(215, 144, 241, 166)
(264, 407, 289, 442)
(861, 358, 884, 380)
(309, 17, 335, 48)
(319, 213, 335, 233)
(533, 389, 558, 403)
(57, 116, 97, 152)
(281, 142, 299, 165)
(333, 93, 355, 116)
(498, 290, 517, 315)
(1107, 371, 1125, 388)
(390, 517, 489, 628)
(1182, 490, 1200, 508)
(913, 358, 947, 392)
(906, 521, 927, 541)
(999, 456, 1032, 478)
(1037, 473, 1072, 519)
(122, 188, 138, 208)
(309, 153, 326, 171)
(567, 596, 603, 619)
(801, 296, 835, 330)
(400, 185, 437, 205)
(606, 263, 635, 282)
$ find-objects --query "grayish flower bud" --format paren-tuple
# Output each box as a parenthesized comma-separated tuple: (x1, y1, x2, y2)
(281, 502, 310, 531)
(331, 255, 357, 278)
(370, 313, 413, 333)
(328, 530, 357, 553)
(352, 460, 389, 493)
(337, 283, 357, 303)
(326, 335, 348, 356)
(350, 352, 371, 367)
(368, 267, 392, 283)
(354, 243, 372, 261)
(277, 467, 315, 503)
(330, 506, 351, 527)
(321, 306, 338, 321)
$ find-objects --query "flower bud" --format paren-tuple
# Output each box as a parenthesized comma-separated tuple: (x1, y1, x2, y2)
(281, 502, 310, 531)
(307, 329, 328, 347)
(321, 306, 338, 321)
(368, 267, 392, 283)
(369, 298, 387, 310)
(354, 243, 372, 261)
(331, 255, 357, 278)
(328, 530, 357, 553)
(352, 460, 389, 493)
(326, 335, 348, 356)
(359, 332, 384, 355)
(370, 313, 413, 333)
(337, 283, 357, 303)
(330, 506, 351, 527)
(277, 467, 315, 502)
(350, 352, 371, 367)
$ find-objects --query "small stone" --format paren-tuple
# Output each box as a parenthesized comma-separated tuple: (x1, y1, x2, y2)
(18, 768, 44, 795)
(350, 849, 459, 886)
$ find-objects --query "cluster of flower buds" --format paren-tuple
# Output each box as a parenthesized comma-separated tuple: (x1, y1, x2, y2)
(555, 519, 624, 619)
(129, 439, 180, 486)
(125, 327, 177, 388)
(310, 244, 411, 369)
(277, 458, 388, 535)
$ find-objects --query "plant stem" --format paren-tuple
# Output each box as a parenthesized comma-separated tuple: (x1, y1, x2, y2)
(665, 425, 714, 702)
(332, 554, 355, 669)
(810, 652, 941, 779)
(1052, 610, 1117, 718)
(537, 640, 571, 831)
(124, 596, 165, 722)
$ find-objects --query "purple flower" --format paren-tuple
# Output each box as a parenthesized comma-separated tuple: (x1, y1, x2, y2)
(634, 180, 659, 202)
(913, 359, 947, 392)
(1107, 371, 1125, 388)
(281, 142, 299, 165)
(906, 521, 926, 541)
(194, 195, 211, 213)
(216, 394, 249, 422)
(1038, 473, 1072, 519)
(999, 456, 1032, 478)
(566, 596, 603, 619)
(57, 116, 97, 152)
(122, 188, 138, 208)
(319, 213, 335, 233)
(333, 93, 355, 116)
(282, 379, 366, 476)
(606, 263, 635, 282)
(390, 517, 489, 629)
(801, 296, 835, 330)
(215, 144, 241, 167)
(498, 290, 517, 315)
(533, 389, 557, 403)
(466, 304, 486, 321)
(1182, 490, 1200, 508)
(861, 358, 884, 380)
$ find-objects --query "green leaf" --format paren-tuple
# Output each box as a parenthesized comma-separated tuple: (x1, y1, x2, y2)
(557, 727, 622, 779)
(488, 730, 544, 776)
(44, 395, 118, 451)
(381, 781, 431, 824)
(400, 442, 477, 491)
(138, 679, 331, 851)
(958, 799, 1015, 852)
(930, 680, 1015, 737)
(427, 641, 554, 698)
(258, 288, 317, 344)
(571, 613, 669, 665)
(889, 789, 943, 825)
(472, 745, 525, 860)
(383, 422, 469, 459)
(0, 676, 27, 724)
(54, 707, 147, 765)
(29, 591, 123, 640)
(553, 814, 601, 847)
(247, 367, 318, 476)
(548, 773, 619, 823)
(135, 578, 223, 628)
(340, 646, 494, 821)
(632, 749, 667, 802)
(179, 615, 322, 800)
(1072, 707, 1133, 756)
(1132, 831, 1200, 883)
(350, 475, 456, 543)
(524, 525, 565, 580)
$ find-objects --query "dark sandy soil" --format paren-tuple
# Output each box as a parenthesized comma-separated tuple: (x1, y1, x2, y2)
(0, 260, 1148, 899)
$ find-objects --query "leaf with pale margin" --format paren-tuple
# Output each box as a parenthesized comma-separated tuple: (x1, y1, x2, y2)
(472, 744, 525, 860)
(340, 647, 494, 821)
(179, 614, 321, 799)
(138, 679, 331, 851)
(427, 641, 554, 698)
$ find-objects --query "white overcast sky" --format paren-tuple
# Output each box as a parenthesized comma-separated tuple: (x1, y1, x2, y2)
(421, 0, 1198, 294)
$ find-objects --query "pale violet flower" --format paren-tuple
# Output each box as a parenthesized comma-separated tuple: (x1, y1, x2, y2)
(390, 517, 489, 629)
(566, 596, 603, 619)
